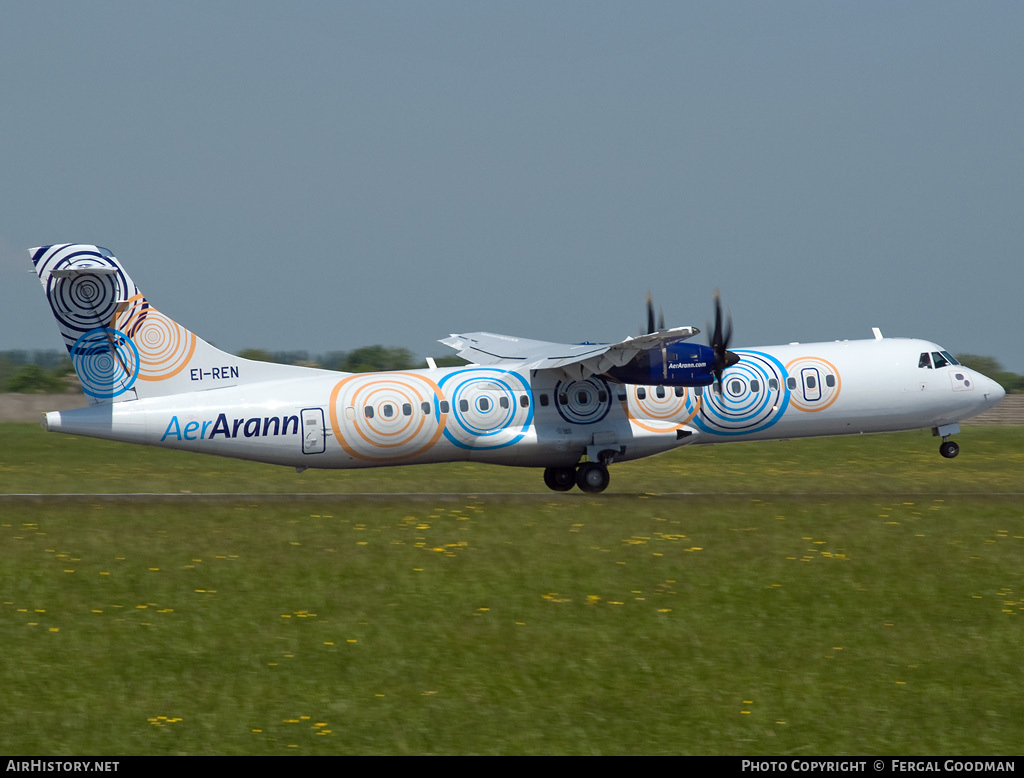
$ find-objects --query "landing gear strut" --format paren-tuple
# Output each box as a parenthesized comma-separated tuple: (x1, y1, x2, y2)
(542, 463, 611, 493)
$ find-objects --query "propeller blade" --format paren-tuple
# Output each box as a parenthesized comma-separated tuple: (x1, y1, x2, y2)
(709, 289, 738, 391)
(643, 294, 670, 376)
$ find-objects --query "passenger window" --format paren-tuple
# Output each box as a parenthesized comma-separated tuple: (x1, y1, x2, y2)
(345, 406, 356, 420)
(382, 404, 394, 418)
(478, 397, 490, 412)
(729, 380, 742, 394)
(459, 399, 469, 412)
(749, 380, 760, 393)
(364, 407, 374, 419)
(825, 375, 835, 388)
(931, 352, 949, 369)
(499, 396, 509, 409)
(598, 390, 608, 403)
(439, 401, 450, 414)
(805, 376, 816, 389)
(519, 395, 529, 408)
(694, 386, 703, 397)
(421, 401, 431, 414)
(617, 389, 627, 401)
(558, 392, 569, 405)
(787, 377, 797, 390)
(768, 379, 778, 391)
(402, 403, 412, 416)
(674, 386, 685, 397)
(637, 388, 646, 400)
(539, 394, 549, 407)
(655, 386, 666, 399)
(576, 391, 589, 404)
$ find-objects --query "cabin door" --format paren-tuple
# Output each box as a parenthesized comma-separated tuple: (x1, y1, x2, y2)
(301, 408, 327, 454)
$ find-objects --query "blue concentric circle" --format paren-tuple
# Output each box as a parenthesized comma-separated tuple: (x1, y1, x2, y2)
(690, 350, 789, 436)
(438, 368, 533, 450)
(70, 328, 140, 399)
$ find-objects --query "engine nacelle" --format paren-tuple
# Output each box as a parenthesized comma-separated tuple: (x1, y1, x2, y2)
(606, 342, 719, 387)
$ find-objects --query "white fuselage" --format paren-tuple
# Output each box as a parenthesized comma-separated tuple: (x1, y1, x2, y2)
(43, 336, 1005, 471)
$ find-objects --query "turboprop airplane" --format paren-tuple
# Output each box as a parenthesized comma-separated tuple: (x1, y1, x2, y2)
(30, 244, 1005, 493)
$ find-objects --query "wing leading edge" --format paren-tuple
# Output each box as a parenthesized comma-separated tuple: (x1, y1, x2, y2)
(440, 327, 699, 380)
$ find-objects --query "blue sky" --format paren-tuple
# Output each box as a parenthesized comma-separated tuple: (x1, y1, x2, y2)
(2, 2, 1021, 370)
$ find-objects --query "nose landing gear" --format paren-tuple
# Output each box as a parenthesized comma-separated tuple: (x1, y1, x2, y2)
(933, 424, 961, 459)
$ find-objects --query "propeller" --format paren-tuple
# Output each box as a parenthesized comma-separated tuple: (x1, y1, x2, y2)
(644, 293, 669, 378)
(644, 293, 665, 335)
(708, 289, 740, 391)
(639, 291, 739, 386)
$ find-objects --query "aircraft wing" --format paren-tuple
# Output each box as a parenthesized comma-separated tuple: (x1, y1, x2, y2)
(440, 327, 699, 380)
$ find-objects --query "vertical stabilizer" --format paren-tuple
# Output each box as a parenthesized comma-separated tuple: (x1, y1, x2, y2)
(30, 244, 311, 402)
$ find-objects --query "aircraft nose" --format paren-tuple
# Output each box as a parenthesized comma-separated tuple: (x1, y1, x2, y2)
(975, 371, 1005, 407)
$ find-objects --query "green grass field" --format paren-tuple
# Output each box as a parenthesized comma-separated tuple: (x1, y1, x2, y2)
(1, 424, 1022, 754)
(2, 423, 1022, 495)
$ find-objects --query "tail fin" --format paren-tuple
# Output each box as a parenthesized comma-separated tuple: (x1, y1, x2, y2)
(30, 244, 304, 402)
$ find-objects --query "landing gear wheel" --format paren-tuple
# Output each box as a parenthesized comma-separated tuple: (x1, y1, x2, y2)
(939, 440, 960, 459)
(544, 466, 577, 492)
(576, 462, 610, 494)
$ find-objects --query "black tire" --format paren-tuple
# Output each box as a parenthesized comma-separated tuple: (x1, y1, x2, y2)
(543, 466, 577, 492)
(939, 440, 960, 459)
(575, 462, 610, 493)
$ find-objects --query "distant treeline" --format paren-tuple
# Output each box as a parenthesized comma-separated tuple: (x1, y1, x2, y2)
(0, 350, 76, 393)
(235, 346, 466, 373)
(0, 347, 466, 393)
(1, 348, 1020, 394)
(954, 354, 1024, 394)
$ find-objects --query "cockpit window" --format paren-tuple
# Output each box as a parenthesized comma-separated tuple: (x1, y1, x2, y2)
(931, 352, 950, 369)
(919, 352, 932, 369)
(941, 351, 960, 366)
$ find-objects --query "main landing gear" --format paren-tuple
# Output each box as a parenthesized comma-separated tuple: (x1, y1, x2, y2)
(543, 463, 611, 493)
(939, 439, 960, 459)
